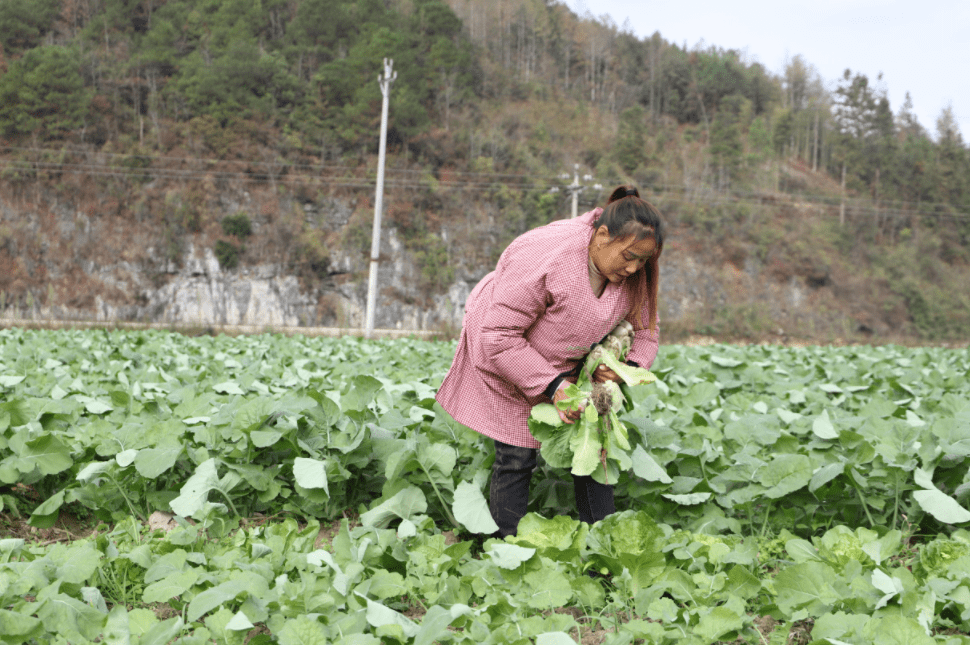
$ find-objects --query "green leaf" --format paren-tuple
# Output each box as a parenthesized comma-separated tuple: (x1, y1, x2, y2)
(55, 543, 103, 584)
(452, 480, 499, 535)
(812, 611, 868, 643)
(77, 396, 113, 414)
(913, 489, 970, 524)
(126, 608, 159, 638)
(77, 460, 113, 482)
(682, 381, 720, 408)
(31, 490, 66, 518)
(630, 445, 672, 483)
(0, 400, 29, 431)
(812, 409, 838, 439)
(711, 356, 743, 367)
(20, 434, 73, 475)
(412, 605, 460, 645)
(367, 570, 407, 600)
(293, 458, 330, 495)
(762, 454, 813, 498)
(662, 492, 711, 505)
(187, 579, 249, 622)
(342, 375, 384, 411)
(142, 570, 199, 604)
(417, 442, 457, 478)
(530, 403, 563, 427)
(102, 605, 130, 645)
(695, 605, 744, 641)
(569, 413, 602, 477)
(773, 561, 840, 615)
(932, 418, 970, 456)
(536, 633, 578, 645)
(139, 617, 185, 645)
(135, 445, 182, 478)
(251, 430, 282, 448)
(213, 381, 245, 395)
(0, 608, 42, 640)
(144, 550, 188, 583)
(861, 611, 935, 645)
(810, 462, 845, 492)
(116, 449, 138, 467)
(277, 615, 329, 645)
(357, 594, 419, 639)
(36, 592, 107, 642)
(226, 611, 255, 631)
(524, 567, 574, 609)
(592, 349, 657, 386)
(360, 486, 427, 528)
(0, 375, 26, 387)
(170, 458, 220, 518)
(486, 543, 536, 569)
(534, 421, 575, 469)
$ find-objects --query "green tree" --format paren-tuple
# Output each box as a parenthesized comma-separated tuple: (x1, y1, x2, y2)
(173, 38, 299, 125)
(934, 105, 969, 212)
(747, 116, 772, 161)
(710, 94, 745, 187)
(0, 46, 91, 137)
(616, 105, 647, 174)
(304, 0, 474, 154)
(772, 109, 794, 155)
(830, 69, 882, 191)
(0, 0, 60, 51)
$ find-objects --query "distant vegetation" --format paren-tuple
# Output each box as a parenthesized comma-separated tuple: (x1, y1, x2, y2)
(0, 0, 968, 340)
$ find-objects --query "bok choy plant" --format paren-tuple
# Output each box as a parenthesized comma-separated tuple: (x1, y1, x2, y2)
(528, 321, 658, 485)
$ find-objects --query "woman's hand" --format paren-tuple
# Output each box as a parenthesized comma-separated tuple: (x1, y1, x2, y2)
(553, 380, 583, 424)
(592, 363, 622, 384)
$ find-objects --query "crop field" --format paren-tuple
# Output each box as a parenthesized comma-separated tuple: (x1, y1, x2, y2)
(1, 328, 970, 644)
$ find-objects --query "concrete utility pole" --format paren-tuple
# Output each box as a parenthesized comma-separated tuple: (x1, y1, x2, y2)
(564, 164, 601, 218)
(364, 58, 396, 338)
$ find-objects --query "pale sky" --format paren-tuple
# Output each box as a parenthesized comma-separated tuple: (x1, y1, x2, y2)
(583, 1, 968, 141)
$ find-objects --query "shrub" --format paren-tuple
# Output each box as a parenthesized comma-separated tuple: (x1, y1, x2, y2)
(221, 213, 253, 238)
(293, 230, 330, 278)
(214, 240, 243, 269)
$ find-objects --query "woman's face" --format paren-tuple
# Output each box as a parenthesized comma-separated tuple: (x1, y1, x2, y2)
(590, 225, 657, 283)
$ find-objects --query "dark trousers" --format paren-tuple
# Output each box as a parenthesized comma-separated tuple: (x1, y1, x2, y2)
(489, 439, 615, 537)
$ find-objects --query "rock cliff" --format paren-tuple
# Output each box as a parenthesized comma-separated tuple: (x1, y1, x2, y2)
(1, 187, 843, 339)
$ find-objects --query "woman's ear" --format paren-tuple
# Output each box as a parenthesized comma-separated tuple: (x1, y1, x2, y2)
(593, 225, 611, 247)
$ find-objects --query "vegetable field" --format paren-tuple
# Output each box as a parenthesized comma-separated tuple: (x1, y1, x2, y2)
(1, 328, 970, 644)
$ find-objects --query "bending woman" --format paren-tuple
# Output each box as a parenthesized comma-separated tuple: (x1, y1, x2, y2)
(436, 185, 665, 537)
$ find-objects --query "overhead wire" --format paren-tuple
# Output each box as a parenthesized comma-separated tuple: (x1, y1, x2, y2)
(1, 147, 968, 221)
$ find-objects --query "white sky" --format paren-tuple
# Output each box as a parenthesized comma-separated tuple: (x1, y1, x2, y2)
(583, 1, 969, 141)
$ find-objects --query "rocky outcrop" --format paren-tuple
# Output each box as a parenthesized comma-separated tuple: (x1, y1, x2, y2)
(1, 189, 843, 337)
(95, 245, 317, 327)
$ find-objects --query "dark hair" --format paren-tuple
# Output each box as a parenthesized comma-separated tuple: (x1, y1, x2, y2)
(591, 185, 665, 332)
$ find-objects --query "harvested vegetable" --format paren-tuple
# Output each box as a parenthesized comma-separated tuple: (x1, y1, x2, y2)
(528, 321, 657, 485)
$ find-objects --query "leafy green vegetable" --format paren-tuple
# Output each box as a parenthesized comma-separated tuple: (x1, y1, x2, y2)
(529, 323, 659, 485)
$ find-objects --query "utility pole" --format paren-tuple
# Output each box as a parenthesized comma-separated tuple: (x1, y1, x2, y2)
(364, 58, 396, 338)
(563, 164, 601, 218)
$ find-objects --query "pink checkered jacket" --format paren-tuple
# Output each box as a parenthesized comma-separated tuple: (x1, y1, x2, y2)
(436, 208, 659, 448)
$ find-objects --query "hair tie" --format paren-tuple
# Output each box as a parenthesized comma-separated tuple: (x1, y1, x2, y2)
(625, 187, 638, 197)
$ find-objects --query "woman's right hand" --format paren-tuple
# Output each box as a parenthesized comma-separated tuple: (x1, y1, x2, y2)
(553, 380, 584, 424)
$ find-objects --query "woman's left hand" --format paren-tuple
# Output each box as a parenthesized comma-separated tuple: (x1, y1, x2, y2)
(592, 363, 622, 383)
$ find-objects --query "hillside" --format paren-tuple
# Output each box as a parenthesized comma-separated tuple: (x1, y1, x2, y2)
(0, 0, 968, 343)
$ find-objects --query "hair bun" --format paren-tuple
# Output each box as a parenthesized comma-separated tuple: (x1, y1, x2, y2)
(625, 187, 638, 197)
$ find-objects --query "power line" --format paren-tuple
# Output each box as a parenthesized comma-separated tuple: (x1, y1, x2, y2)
(1, 151, 968, 221)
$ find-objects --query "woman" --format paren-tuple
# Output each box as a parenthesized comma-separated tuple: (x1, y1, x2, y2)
(436, 185, 665, 537)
